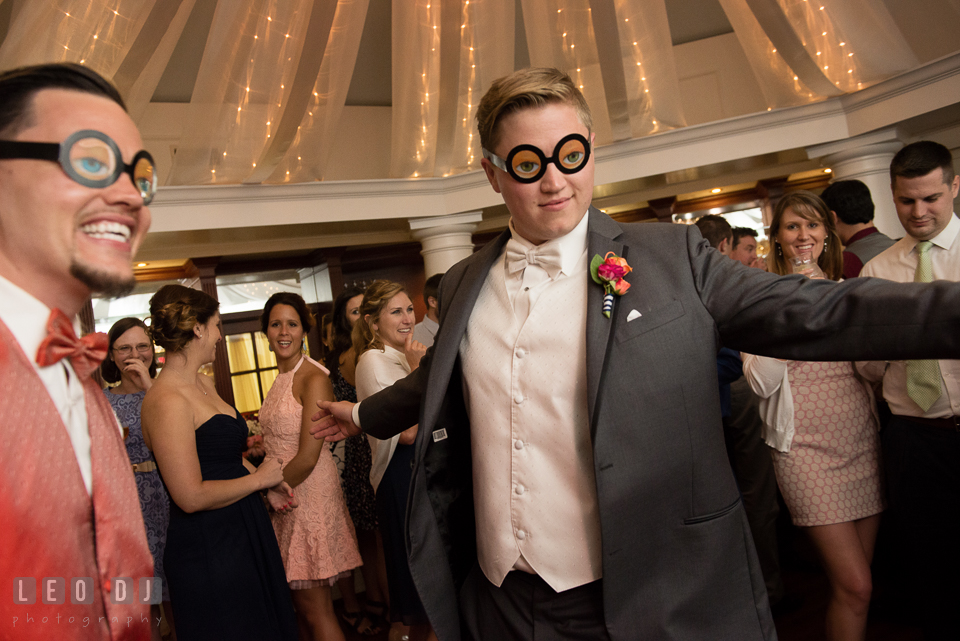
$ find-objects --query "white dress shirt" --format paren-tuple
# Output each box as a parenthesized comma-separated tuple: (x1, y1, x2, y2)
(858, 214, 960, 418)
(0, 275, 96, 493)
(412, 315, 438, 347)
(355, 344, 412, 491)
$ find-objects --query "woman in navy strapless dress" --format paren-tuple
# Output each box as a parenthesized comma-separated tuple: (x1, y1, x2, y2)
(142, 285, 298, 641)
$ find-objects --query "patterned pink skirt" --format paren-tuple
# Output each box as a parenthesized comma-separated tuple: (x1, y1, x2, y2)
(772, 361, 885, 527)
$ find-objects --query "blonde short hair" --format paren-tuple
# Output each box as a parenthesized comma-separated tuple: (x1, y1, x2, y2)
(476, 67, 592, 153)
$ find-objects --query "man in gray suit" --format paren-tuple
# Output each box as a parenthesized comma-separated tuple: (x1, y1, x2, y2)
(313, 68, 960, 641)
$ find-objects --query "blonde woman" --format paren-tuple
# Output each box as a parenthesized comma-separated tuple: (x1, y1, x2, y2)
(353, 280, 435, 641)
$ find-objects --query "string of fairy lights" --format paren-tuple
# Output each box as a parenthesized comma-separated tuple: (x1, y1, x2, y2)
(57, 0, 872, 184)
(410, 2, 438, 178)
(614, 0, 660, 134)
(448, 0, 481, 176)
(781, 0, 860, 97)
(59, 4, 129, 66)
(207, 4, 321, 183)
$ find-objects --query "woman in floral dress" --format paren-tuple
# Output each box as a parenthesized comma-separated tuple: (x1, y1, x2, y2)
(102, 317, 175, 641)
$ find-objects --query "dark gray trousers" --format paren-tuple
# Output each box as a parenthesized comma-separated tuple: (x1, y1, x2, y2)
(459, 564, 611, 641)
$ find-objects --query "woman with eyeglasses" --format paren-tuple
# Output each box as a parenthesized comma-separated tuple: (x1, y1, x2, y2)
(102, 317, 175, 641)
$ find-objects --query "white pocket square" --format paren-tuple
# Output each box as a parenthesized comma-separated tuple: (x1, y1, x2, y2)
(627, 309, 642, 322)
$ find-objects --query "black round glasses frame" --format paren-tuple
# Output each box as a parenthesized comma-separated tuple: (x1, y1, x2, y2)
(0, 129, 157, 205)
(481, 132, 591, 184)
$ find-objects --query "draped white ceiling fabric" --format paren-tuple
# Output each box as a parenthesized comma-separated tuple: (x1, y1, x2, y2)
(718, 0, 919, 107)
(0, 0, 935, 185)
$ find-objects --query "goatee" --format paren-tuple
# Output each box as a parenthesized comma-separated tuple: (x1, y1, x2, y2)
(70, 262, 136, 299)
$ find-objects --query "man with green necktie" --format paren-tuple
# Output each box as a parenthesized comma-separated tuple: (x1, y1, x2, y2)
(858, 140, 960, 640)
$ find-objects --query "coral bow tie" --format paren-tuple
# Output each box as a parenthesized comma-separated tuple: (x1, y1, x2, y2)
(35, 309, 108, 378)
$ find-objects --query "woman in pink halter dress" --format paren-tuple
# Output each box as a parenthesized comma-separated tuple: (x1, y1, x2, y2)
(259, 293, 362, 641)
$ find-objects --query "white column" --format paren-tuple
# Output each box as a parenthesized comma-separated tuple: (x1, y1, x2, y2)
(808, 129, 904, 238)
(409, 211, 483, 277)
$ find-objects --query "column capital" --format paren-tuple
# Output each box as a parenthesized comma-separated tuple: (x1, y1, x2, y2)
(806, 128, 905, 237)
(807, 127, 904, 161)
(409, 211, 483, 277)
(409, 210, 484, 237)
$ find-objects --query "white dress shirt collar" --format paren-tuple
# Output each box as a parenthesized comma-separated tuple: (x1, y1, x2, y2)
(0, 274, 74, 361)
(900, 213, 960, 253)
(927, 213, 960, 251)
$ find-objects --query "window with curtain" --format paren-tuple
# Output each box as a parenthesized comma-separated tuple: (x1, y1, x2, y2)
(225, 332, 279, 414)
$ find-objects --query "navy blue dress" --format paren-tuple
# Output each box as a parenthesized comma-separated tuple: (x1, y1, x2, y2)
(377, 442, 429, 625)
(161, 411, 297, 641)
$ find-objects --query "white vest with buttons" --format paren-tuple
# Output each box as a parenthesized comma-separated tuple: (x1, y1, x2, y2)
(460, 246, 602, 592)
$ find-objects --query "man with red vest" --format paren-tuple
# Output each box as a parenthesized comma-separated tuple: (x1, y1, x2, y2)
(0, 64, 156, 640)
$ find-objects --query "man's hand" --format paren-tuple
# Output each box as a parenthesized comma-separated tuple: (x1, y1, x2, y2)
(404, 333, 427, 371)
(310, 400, 361, 441)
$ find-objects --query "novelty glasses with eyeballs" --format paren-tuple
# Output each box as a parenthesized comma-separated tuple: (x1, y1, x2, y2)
(0, 129, 157, 205)
(481, 133, 591, 184)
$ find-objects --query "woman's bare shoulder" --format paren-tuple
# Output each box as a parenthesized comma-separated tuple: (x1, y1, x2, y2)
(143, 377, 192, 414)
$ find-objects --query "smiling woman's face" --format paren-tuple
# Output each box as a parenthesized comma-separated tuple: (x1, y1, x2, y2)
(371, 292, 415, 351)
(777, 207, 826, 261)
(266, 304, 304, 360)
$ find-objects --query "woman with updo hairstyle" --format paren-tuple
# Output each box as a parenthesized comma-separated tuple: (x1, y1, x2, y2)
(102, 317, 174, 640)
(141, 284, 298, 641)
(353, 280, 434, 641)
(744, 191, 884, 640)
(257, 292, 361, 641)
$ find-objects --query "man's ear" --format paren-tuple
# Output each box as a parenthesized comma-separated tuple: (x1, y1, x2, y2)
(427, 295, 438, 310)
(718, 237, 731, 256)
(480, 158, 502, 194)
(830, 210, 839, 226)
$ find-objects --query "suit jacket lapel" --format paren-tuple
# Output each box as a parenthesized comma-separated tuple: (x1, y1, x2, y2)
(586, 208, 625, 433)
(421, 229, 510, 434)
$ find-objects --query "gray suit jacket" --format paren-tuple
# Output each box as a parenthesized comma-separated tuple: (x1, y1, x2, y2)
(360, 208, 960, 640)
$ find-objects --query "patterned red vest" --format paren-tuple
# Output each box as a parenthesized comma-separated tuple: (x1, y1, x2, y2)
(0, 319, 153, 640)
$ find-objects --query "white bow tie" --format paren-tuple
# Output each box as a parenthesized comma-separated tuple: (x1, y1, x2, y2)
(505, 239, 564, 280)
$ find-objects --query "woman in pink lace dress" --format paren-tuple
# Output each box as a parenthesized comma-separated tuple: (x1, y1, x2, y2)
(259, 293, 362, 641)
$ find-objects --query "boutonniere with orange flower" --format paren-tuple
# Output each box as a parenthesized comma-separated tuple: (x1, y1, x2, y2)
(590, 252, 632, 317)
